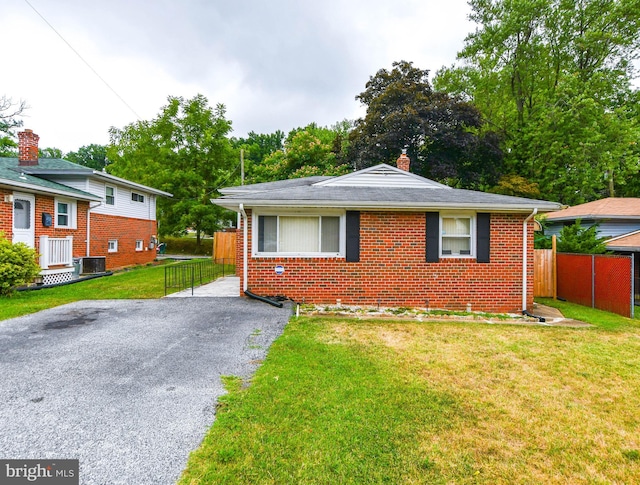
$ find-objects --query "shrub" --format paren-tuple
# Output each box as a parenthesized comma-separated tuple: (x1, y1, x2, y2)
(557, 219, 609, 254)
(159, 236, 213, 255)
(0, 234, 41, 295)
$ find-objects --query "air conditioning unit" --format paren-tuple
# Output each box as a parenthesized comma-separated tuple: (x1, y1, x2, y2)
(81, 257, 106, 274)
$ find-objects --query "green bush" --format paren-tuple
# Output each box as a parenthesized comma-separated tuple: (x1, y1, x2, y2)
(0, 235, 41, 295)
(557, 219, 609, 254)
(159, 236, 213, 256)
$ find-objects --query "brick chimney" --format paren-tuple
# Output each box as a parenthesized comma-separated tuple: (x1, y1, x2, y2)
(396, 149, 410, 171)
(18, 129, 40, 166)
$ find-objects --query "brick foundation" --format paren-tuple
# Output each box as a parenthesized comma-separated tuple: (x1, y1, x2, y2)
(238, 210, 534, 313)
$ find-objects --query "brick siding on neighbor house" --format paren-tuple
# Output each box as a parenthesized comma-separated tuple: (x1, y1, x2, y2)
(237, 209, 534, 313)
(0, 190, 89, 259)
(0, 189, 12, 236)
(89, 213, 157, 269)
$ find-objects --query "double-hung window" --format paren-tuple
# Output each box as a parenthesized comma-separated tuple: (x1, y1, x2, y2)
(55, 198, 76, 229)
(441, 215, 474, 257)
(255, 213, 342, 256)
(106, 186, 116, 205)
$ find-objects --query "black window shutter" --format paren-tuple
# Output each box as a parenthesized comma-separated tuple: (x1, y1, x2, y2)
(425, 212, 439, 263)
(346, 211, 360, 262)
(258, 215, 265, 252)
(477, 213, 491, 263)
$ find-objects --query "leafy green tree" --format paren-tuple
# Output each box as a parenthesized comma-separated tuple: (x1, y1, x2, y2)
(39, 147, 63, 158)
(0, 234, 40, 295)
(557, 220, 608, 253)
(107, 95, 236, 244)
(349, 61, 504, 189)
(65, 144, 109, 170)
(247, 123, 351, 183)
(0, 96, 27, 157)
(435, 0, 640, 204)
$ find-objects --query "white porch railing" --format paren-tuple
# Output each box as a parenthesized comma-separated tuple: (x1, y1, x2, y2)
(40, 235, 73, 269)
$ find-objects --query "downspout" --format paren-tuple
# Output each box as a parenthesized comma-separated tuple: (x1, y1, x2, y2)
(522, 208, 537, 311)
(239, 203, 248, 292)
(86, 201, 103, 256)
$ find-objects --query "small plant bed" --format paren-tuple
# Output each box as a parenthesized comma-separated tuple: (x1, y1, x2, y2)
(298, 303, 544, 325)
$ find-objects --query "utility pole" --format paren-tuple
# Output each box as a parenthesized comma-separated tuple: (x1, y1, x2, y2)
(240, 149, 245, 186)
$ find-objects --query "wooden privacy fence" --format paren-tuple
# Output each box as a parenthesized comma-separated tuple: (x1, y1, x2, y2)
(213, 231, 236, 263)
(534, 249, 555, 298)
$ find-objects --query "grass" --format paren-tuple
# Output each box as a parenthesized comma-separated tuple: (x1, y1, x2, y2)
(537, 297, 638, 331)
(180, 308, 640, 484)
(0, 259, 233, 321)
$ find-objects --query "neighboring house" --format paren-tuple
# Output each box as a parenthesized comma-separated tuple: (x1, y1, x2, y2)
(545, 198, 640, 305)
(0, 129, 171, 284)
(213, 153, 561, 313)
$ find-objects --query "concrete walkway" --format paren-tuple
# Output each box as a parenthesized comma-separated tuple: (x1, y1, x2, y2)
(165, 276, 240, 298)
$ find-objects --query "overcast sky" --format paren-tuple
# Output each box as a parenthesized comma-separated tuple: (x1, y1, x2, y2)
(3, 0, 474, 152)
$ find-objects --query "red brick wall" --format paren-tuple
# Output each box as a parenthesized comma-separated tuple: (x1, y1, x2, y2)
(238, 210, 535, 313)
(89, 213, 157, 269)
(34, 197, 89, 258)
(0, 190, 89, 258)
(0, 189, 12, 236)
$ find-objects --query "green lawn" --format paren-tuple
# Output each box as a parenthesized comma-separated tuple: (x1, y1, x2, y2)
(180, 308, 640, 484)
(0, 260, 233, 321)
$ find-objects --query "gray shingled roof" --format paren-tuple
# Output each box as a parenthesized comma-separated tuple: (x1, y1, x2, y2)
(0, 157, 172, 198)
(0, 158, 100, 200)
(214, 165, 562, 213)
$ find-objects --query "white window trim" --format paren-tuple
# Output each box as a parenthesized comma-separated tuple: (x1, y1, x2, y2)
(108, 239, 118, 253)
(440, 212, 476, 259)
(54, 198, 77, 229)
(105, 185, 116, 206)
(135, 239, 144, 251)
(131, 192, 145, 203)
(252, 210, 345, 258)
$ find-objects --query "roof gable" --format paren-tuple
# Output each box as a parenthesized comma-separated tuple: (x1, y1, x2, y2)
(313, 164, 450, 189)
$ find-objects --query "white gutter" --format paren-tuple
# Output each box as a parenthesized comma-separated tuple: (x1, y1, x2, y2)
(522, 208, 538, 311)
(86, 200, 103, 256)
(239, 203, 248, 292)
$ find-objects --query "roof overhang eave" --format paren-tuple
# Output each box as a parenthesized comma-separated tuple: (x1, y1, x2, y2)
(91, 171, 173, 197)
(0, 178, 102, 201)
(212, 199, 561, 213)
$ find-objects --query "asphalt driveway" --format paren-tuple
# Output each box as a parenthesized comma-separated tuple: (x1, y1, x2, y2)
(0, 298, 290, 484)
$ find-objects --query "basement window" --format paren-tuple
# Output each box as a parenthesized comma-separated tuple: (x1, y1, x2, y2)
(254, 213, 343, 257)
(135, 240, 144, 251)
(108, 240, 118, 253)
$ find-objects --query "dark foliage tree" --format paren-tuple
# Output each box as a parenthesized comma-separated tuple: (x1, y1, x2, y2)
(349, 61, 504, 189)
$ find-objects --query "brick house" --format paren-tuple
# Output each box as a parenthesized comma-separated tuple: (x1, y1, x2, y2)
(214, 153, 561, 313)
(0, 129, 171, 284)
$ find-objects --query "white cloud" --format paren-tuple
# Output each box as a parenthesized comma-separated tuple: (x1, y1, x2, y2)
(2, 0, 473, 152)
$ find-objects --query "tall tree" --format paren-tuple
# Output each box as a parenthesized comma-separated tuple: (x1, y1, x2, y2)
(349, 61, 504, 189)
(39, 147, 63, 158)
(0, 96, 27, 156)
(435, 0, 640, 204)
(247, 123, 351, 183)
(65, 144, 109, 170)
(107, 95, 236, 243)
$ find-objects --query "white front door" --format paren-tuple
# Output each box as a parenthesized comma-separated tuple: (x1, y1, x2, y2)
(12, 193, 35, 248)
